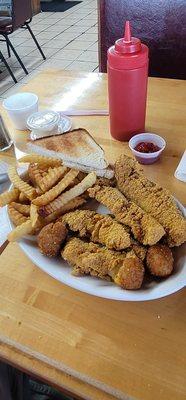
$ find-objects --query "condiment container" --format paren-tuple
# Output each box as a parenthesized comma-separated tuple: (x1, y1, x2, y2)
(27, 110, 60, 133)
(3, 93, 38, 130)
(129, 133, 166, 164)
(27, 110, 72, 140)
(107, 21, 149, 141)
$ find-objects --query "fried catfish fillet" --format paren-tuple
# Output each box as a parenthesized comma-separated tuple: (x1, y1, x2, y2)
(62, 209, 131, 250)
(115, 155, 186, 247)
(88, 185, 165, 246)
(62, 238, 144, 290)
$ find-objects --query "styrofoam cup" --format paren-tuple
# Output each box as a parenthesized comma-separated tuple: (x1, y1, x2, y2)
(3, 92, 38, 130)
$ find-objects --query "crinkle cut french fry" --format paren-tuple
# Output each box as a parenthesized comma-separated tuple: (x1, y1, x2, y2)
(11, 202, 30, 216)
(8, 220, 33, 242)
(38, 165, 68, 192)
(41, 171, 48, 177)
(20, 171, 30, 183)
(0, 188, 19, 207)
(67, 173, 86, 189)
(8, 205, 28, 226)
(33, 169, 79, 206)
(19, 154, 61, 167)
(30, 204, 43, 229)
(38, 172, 96, 217)
(8, 166, 36, 200)
(35, 186, 43, 195)
(19, 192, 30, 203)
(45, 196, 87, 223)
(28, 163, 43, 187)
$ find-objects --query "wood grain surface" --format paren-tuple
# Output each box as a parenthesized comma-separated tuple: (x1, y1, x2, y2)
(0, 71, 185, 400)
(31, 0, 41, 15)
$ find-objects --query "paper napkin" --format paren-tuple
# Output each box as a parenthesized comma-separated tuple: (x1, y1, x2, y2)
(174, 151, 186, 183)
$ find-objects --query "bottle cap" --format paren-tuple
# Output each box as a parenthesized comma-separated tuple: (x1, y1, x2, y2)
(107, 21, 148, 70)
(115, 21, 142, 54)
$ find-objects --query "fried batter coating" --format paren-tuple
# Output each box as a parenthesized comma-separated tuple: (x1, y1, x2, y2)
(114, 255, 144, 290)
(129, 239, 147, 261)
(95, 176, 116, 187)
(126, 239, 174, 279)
(146, 244, 174, 277)
(62, 238, 144, 290)
(38, 221, 68, 257)
(115, 155, 186, 247)
(62, 210, 131, 250)
(88, 185, 165, 246)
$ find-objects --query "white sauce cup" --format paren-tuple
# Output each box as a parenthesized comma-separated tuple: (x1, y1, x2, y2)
(3, 93, 38, 130)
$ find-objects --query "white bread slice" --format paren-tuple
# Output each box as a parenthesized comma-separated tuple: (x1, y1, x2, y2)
(27, 129, 108, 170)
(61, 160, 114, 179)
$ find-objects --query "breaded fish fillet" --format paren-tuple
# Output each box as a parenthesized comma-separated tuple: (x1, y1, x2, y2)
(63, 210, 173, 277)
(62, 209, 131, 250)
(62, 238, 144, 290)
(129, 239, 147, 261)
(115, 155, 186, 247)
(95, 176, 116, 187)
(88, 185, 165, 246)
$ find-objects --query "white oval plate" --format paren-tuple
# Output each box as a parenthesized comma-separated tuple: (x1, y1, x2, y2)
(4, 200, 186, 301)
(0, 161, 9, 183)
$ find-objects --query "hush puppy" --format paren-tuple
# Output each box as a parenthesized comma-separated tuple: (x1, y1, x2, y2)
(146, 244, 174, 277)
(38, 221, 67, 257)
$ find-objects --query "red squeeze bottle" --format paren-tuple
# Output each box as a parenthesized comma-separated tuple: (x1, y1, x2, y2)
(107, 21, 149, 141)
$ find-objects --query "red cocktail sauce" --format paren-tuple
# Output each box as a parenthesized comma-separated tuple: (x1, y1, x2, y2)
(135, 142, 160, 153)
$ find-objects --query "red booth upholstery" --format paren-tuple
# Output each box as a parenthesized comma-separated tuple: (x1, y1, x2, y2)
(98, 0, 186, 79)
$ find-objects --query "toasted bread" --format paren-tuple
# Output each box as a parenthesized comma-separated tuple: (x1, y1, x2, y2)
(27, 128, 114, 178)
(28, 129, 108, 169)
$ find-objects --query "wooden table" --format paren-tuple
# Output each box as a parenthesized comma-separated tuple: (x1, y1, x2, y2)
(0, 71, 186, 400)
(31, 0, 40, 15)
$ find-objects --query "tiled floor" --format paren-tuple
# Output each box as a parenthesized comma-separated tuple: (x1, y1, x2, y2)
(0, 0, 98, 100)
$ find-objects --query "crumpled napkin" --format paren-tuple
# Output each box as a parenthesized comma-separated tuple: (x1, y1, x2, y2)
(174, 151, 186, 183)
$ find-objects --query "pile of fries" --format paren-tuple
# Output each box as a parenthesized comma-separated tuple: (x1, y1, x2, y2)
(0, 155, 96, 242)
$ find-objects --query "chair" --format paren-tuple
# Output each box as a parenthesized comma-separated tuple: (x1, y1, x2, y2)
(0, 49, 17, 82)
(0, 0, 46, 77)
(98, 0, 186, 79)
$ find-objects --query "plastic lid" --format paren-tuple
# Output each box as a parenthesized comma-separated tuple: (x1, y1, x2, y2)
(108, 21, 148, 70)
(27, 110, 60, 131)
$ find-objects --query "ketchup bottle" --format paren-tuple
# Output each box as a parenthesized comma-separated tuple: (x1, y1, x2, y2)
(107, 21, 149, 141)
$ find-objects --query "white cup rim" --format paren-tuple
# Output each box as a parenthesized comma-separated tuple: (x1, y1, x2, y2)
(129, 133, 166, 157)
(3, 92, 38, 112)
